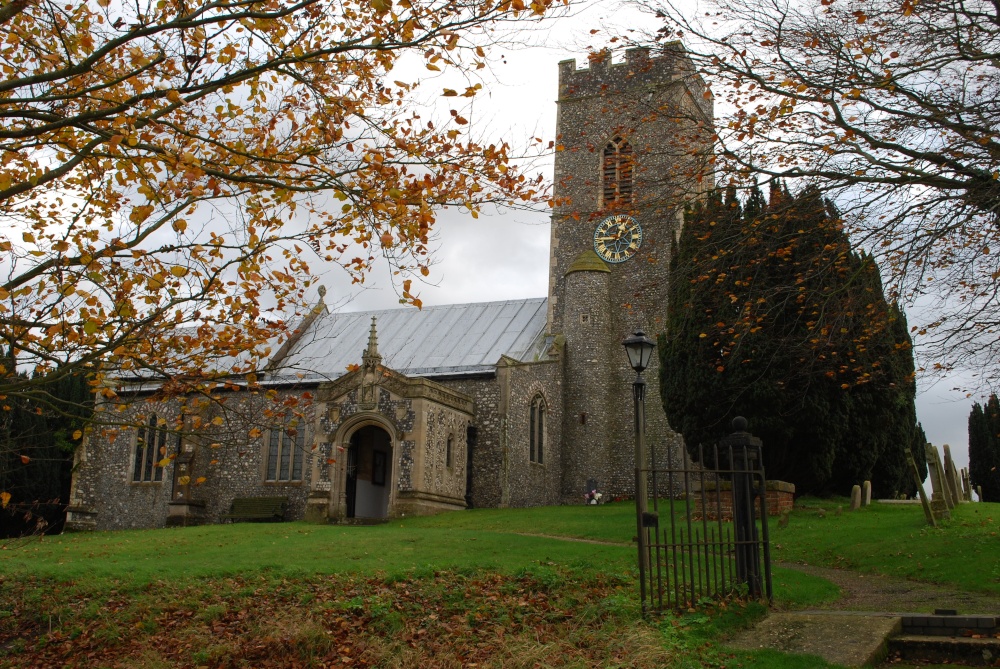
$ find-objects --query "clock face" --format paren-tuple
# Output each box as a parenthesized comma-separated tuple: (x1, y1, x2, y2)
(593, 214, 642, 263)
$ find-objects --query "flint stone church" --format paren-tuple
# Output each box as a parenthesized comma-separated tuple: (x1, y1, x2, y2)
(65, 45, 713, 531)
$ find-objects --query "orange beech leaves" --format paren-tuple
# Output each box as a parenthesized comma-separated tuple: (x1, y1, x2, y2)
(0, 0, 557, 404)
(0, 570, 681, 667)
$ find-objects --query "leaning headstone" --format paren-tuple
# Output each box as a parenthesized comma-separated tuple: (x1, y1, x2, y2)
(924, 443, 944, 498)
(907, 451, 936, 527)
(850, 485, 862, 511)
(925, 443, 953, 519)
(925, 443, 954, 511)
(862, 480, 872, 506)
(943, 445, 962, 506)
(961, 468, 972, 502)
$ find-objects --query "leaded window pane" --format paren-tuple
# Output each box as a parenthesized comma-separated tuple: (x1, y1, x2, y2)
(142, 416, 156, 482)
(291, 429, 303, 481)
(279, 432, 291, 480)
(153, 428, 165, 482)
(266, 421, 305, 482)
(133, 433, 145, 482)
(538, 405, 545, 464)
(529, 405, 537, 462)
(267, 429, 280, 480)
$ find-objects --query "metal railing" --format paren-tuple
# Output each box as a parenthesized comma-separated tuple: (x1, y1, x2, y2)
(639, 422, 772, 612)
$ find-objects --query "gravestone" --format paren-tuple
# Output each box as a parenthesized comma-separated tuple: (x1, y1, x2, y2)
(961, 468, 972, 502)
(924, 443, 952, 520)
(862, 480, 872, 506)
(906, 451, 936, 527)
(930, 444, 952, 506)
(850, 485, 862, 511)
(942, 445, 962, 507)
(977, 485, 983, 502)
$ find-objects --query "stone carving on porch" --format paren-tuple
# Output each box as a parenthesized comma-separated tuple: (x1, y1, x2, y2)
(359, 316, 382, 410)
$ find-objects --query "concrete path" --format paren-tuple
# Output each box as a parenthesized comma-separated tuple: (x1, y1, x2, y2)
(723, 563, 1000, 667)
(726, 611, 902, 667)
(778, 562, 1000, 614)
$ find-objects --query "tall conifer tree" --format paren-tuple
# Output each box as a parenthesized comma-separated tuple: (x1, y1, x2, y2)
(969, 395, 1000, 502)
(661, 186, 921, 495)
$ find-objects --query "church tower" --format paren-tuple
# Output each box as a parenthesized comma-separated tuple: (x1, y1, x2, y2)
(550, 45, 714, 500)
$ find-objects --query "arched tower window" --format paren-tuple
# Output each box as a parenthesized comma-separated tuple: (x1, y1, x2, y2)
(529, 396, 546, 464)
(602, 137, 633, 206)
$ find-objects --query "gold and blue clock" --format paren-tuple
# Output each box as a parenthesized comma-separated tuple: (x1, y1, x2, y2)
(593, 214, 642, 263)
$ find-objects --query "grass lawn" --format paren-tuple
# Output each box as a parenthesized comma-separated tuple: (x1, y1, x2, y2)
(1, 500, 996, 667)
(774, 498, 1000, 595)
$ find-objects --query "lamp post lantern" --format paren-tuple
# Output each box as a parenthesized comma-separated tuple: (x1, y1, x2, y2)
(623, 330, 656, 374)
(623, 329, 656, 612)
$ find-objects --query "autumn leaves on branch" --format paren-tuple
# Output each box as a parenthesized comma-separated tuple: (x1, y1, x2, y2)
(642, 0, 1000, 378)
(0, 0, 557, 401)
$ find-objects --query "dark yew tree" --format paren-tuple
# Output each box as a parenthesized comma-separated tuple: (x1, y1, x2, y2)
(0, 361, 90, 538)
(661, 185, 921, 496)
(968, 395, 1000, 502)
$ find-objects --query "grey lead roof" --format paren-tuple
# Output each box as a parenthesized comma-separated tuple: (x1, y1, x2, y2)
(272, 297, 550, 383)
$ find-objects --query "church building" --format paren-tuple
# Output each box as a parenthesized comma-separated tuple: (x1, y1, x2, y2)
(65, 45, 713, 531)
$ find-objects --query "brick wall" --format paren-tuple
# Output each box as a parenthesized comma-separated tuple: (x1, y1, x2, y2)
(690, 480, 795, 520)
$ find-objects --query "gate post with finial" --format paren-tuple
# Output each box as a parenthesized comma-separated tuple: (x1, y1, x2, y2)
(719, 417, 771, 601)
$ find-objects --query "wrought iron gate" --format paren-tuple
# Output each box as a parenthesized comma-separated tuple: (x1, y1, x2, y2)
(639, 420, 773, 612)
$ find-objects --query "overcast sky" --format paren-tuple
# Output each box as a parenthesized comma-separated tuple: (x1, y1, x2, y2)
(310, 1, 978, 477)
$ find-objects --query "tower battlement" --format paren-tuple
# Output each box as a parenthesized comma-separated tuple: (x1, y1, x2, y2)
(558, 44, 697, 101)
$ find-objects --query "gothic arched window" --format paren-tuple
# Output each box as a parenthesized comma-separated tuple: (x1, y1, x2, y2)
(529, 396, 546, 464)
(602, 137, 633, 206)
(132, 414, 166, 483)
(266, 419, 305, 482)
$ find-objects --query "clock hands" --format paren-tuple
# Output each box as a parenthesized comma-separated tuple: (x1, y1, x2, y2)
(594, 215, 642, 263)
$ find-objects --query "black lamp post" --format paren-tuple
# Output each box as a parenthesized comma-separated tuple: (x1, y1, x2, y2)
(622, 329, 655, 611)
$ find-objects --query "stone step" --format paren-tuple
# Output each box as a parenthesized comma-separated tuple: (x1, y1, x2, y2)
(887, 634, 1000, 666)
(901, 613, 999, 637)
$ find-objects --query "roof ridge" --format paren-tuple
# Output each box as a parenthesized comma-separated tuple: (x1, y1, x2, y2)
(327, 295, 546, 316)
(276, 297, 550, 381)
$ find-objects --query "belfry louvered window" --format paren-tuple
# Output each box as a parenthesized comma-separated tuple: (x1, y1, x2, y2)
(602, 137, 633, 206)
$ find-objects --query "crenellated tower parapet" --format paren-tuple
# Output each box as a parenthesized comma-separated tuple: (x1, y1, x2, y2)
(557, 45, 712, 125)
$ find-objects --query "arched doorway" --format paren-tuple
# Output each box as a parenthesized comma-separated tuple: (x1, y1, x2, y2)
(346, 425, 392, 519)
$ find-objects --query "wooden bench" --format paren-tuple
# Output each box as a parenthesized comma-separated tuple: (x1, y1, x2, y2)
(221, 496, 288, 523)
